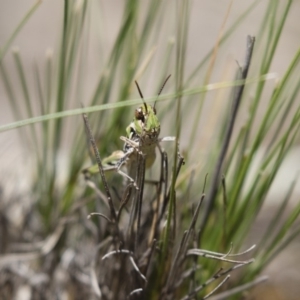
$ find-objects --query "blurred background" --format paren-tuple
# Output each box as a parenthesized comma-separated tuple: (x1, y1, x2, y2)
(1, 1, 300, 299)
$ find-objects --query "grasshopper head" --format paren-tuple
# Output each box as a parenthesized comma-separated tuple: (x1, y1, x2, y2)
(133, 104, 160, 138)
(127, 75, 170, 141)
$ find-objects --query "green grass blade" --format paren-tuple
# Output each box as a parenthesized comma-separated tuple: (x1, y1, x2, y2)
(0, 1, 41, 62)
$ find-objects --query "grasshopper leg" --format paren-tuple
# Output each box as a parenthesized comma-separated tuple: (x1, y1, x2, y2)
(116, 147, 139, 189)
(158, 136, 184, 163)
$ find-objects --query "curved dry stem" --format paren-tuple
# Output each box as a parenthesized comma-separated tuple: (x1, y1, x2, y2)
(186, 249, 254, 264)
(87, 212, 112, 223)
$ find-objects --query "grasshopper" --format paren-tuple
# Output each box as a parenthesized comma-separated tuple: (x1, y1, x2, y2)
(83, 75, 174, 188)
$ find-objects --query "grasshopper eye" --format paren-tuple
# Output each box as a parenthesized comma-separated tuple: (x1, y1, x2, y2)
(153, 107, 157, 114)
(135, 108, 145, 122)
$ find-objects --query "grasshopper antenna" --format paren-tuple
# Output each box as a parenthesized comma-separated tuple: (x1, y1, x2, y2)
(135, 80, 148, 113)
(154, 74, 171, 110)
